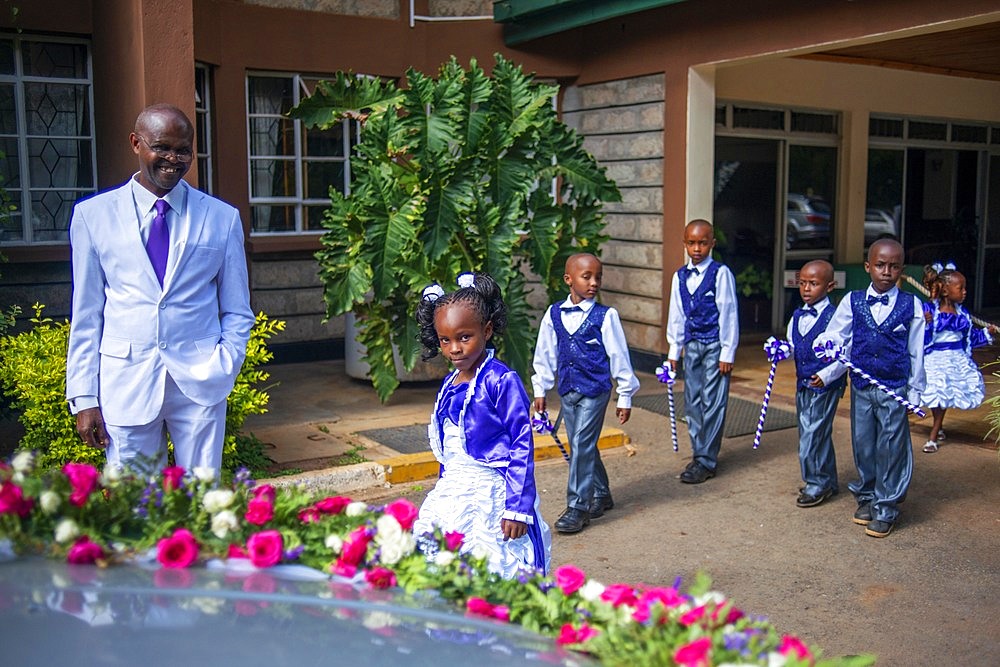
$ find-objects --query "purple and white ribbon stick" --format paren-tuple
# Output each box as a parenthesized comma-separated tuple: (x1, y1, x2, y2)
(753, 337, 792, 449)
(531, 411, 571, 462)
(813, 340, 927, 418)
(654, 362, 679, 452)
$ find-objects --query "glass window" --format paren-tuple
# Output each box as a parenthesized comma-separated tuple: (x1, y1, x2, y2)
(869, 116, 904, 139)
(246, 72, 357, 234)
(786, 145, 836, 252)
(732, 106, 784, 131)
(950, 124, 987, 145)
(0, 33, 95, 246)
(194, 63, 214, 194)
(865, 148, 903, 249)
(790, 112, 836, 135)
(908, 120, 947, 141)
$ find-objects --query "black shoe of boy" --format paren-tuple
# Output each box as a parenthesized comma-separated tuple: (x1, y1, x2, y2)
(865, 519, 894, 538)
(589, 495, 615, 519)
(554, 507, 589, 534)
(852, 502, 873, 525)
(679, 460, 715, 484)
(796, 488, 833, 508)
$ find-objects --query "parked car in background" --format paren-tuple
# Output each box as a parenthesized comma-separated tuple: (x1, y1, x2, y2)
(786, 193, 831, 249)
(864, 207, 898, 245)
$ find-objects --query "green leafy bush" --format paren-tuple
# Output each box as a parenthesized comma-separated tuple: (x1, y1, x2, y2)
(0, 305, 284, 472)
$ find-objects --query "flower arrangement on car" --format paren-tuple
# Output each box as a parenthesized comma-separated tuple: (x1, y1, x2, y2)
(0, 453, 871, 667)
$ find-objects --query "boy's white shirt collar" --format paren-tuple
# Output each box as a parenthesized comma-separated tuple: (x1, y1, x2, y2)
(806, 296, 831, 312)
(687, 256, 714, 272)
(561, 296, 595, 311)
(866, 284, 899, 299)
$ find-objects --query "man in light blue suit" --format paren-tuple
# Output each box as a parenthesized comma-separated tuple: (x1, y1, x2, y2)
(66, 104, 254, 472)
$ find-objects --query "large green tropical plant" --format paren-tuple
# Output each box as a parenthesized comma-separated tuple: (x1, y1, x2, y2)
(289, 54, 621, 402)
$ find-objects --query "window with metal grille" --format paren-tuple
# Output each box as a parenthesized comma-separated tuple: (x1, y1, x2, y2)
(246, 72, 357, 234)
(194, 63, 214, 194)
(0, 34, 96, 245)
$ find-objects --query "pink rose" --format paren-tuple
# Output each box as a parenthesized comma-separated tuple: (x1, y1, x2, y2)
(332, 559, 357, 578)
(674, 636, 712, 667)
(554, 564, 587, 595)
(245, 496, 274, 525)
(66, 536, 105, 564)
(679, 604, 708, 626)
(161, 466, 185, 491)
(364, 567, 398, 590)
(779, 635, 813, 661)
(383, 499, 419, 530)
(298, 506, 321, 523)
(227, 543, 249, 559)
(600, 583, 638, 608)
(339, 526, 371, 566)
(315, 496, 351, 515)
(247, 530, 283, 568)
(252, 484, 276, 502)
(0, 481, 33, 517)
(556, 623, 599, 646)
(63, 462, 100, 507)
(638, 586, 685, 609)
(444, 531, 464, 551)
(157, 528, 199, 568)
(465, 597, 509, 621)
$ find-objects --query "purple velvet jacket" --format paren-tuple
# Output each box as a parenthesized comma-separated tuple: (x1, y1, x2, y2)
(428, 350, 538, 520)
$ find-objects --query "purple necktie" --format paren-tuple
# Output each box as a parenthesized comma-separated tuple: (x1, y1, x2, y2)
(146, 199, 170, 286)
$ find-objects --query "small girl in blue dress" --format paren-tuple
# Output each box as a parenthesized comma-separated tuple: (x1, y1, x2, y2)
(920, 264, 997, 453)
(413, 272, 551, 577)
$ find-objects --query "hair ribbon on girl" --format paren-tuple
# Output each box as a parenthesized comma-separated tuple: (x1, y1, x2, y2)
(457, 272, 476, 289)
(422, 283, 445, 302)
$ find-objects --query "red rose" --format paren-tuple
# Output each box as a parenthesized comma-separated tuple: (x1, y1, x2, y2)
(556, 623, 599, 646)
(157, 528, 199, 569)
(332, 559, 357, 579)
(339, 526, 371, 566)
(600, 583, 638, 608)
(679, 604, 708, 626)
(62, 463, 100, 508)
(161, 466, 185, 491)
(554, 564, 586, 595)
(252, 484, 276, 503)
(247, 530, 283, 568)
(315, 496, 351, 515)
(364, 567, 398, 590)
(0, 481, 32, 517)
(66, 536, 105, 565)
(245, 496, 274, 525)
(779, 634, 813, 661)
(674, 636, 712, 667)
(227, 543, 249, 559)
(444, 531, 464, 551)
(383, 499, 418, 530)
(298, 506, 321, 523)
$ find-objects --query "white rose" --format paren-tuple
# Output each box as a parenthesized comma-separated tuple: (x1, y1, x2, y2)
(324, 534, 344, 554)
(470, 543, 489, 561)
(579, 579, 606, 603)
(202, 489, 235, 514)
(693, 590, 726, 606)
(211, 510, 239, 539)
(11, 451, 34, 474)
(193, 466, 216, 483)
(375, 515, 402, 543)
(767, 653, 789, 667)
(378, 532, 415, 566)
(432, 551, 455, 567)
(54, 518, 80, 544)
(101, 463, 123, 484)
(345, 501, 368, 517)
(39, 490, 61, 514)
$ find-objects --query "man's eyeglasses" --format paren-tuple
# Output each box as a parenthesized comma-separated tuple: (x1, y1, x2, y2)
(136, 135, 194, 163)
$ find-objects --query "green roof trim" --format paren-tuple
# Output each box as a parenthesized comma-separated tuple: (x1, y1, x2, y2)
(494, 0, 691, 45)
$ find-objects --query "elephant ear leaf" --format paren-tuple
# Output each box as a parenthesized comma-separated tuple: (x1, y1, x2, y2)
(289, 73, 404, 128)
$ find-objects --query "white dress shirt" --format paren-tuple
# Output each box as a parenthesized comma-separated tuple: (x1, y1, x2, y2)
(817, 285, 926, 403)
(665, 257, 739, 363)
(785, 297, 847, 388)
(531, 297, 640, 409)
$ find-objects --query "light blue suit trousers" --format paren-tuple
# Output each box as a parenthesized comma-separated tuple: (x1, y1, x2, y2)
(849, 384, 913, 522)
(683, 340, 730, 471)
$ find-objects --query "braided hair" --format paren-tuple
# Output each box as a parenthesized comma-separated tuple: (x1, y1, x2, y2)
(416, 273, 508, 361)
(922, 263, 959, 303)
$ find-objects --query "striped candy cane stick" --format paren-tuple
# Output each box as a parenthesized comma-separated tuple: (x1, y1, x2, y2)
(531, 411, 571, 462)
(813, 341, 927, 418)
(753, 337, 792, 449)
(655, 362, 679, 452)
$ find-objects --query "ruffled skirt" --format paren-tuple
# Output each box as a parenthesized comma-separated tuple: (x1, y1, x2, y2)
(922, 348, 985, 409)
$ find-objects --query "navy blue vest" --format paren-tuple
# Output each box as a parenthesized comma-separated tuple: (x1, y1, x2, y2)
(792, 306, 845, 394)
(679, 261, 722, 344)
(849, 290, 914, 390)
(550, 302, 612, 398)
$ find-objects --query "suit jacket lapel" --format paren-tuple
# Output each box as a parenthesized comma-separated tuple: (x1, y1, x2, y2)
(162, 181, 208, 292)
(113, 183, 163, 291)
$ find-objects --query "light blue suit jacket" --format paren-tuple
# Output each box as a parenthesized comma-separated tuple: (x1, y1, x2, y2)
(66, 179, 254, 426)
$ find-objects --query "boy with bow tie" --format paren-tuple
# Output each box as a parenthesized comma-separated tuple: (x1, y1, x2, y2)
(785, 260, 846, 508)
(818, 239, 925, 538)
(666, 219, 739, 484)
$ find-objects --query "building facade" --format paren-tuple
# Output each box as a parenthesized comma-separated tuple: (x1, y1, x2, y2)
(3, 0, 999, 364)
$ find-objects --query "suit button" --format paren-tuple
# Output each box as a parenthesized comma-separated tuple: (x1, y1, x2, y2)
(159, 303, 166, 309)
(159, 342, 167, 349)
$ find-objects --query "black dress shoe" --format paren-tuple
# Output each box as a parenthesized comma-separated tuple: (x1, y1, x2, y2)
(865, 519, 894, 538)
(679, 461, 715, 484)
(852, 502, 873, 525)
(554, 507, 589, 534)
(796, 488, 833, 508)
(589, 495, 615, 519)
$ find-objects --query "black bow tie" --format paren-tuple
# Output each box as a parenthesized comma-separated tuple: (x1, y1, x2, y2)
(562, 305, 583, 313)
(867, 294, 890, 306)
(688, 267, 700, 276)
(798, 306, 818, 317)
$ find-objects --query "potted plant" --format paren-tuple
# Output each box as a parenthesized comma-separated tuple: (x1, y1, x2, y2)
(289, 54, 620, 402)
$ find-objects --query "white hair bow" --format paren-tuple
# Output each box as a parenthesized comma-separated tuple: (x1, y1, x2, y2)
(422, 283, 445, 302)
(456, 272, 475, 289)
(931, 261, 957, 273)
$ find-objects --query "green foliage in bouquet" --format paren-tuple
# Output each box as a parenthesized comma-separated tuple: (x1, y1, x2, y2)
(0, 458, 873, 667)
(289, 54, 621, 402)
(0, 306, 284, 472)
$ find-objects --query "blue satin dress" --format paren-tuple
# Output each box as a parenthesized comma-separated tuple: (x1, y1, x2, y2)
(922, 303, 989, 409)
